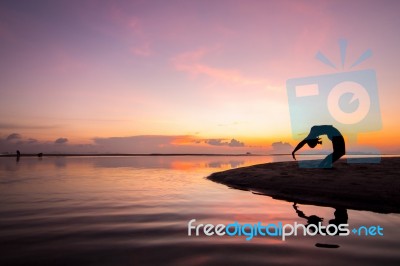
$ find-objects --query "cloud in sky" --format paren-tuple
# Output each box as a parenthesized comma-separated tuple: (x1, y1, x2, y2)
(271, 141, 293, 154)
(228, 138, 245, 147)
(205, 138, 245, 147)
(205, 139, 226, 146)
(172, 47, 269, 87)
(6, 133, 21, 141)
(55, 138, 68, 144)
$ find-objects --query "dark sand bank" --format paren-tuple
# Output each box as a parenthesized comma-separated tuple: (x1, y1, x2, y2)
(207, 157, 400, 214)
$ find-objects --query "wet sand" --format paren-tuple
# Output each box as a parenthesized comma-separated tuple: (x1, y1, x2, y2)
(207, 157, 400, 214)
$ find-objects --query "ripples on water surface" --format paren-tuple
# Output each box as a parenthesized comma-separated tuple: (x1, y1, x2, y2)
(0, 156, 399, 265)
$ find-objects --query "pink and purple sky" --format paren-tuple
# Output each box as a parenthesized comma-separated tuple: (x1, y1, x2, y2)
(1, 0, 399, 154)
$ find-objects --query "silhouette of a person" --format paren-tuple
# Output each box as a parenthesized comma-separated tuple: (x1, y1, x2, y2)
(293, 203, 348, 236)
(292, 125, 345, 168)
(16, 150, 21, 162)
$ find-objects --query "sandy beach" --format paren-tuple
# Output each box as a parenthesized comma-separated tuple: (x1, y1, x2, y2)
(207, 157, 400, 214)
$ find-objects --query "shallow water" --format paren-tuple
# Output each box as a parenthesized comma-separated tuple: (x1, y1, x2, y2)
(0, 156, 399, 265)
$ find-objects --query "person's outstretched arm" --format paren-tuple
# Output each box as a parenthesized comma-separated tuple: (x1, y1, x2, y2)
(292, 139, 307, 160)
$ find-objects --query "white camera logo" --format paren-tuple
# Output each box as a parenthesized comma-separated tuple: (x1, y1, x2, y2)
(286, 40, 381, 163)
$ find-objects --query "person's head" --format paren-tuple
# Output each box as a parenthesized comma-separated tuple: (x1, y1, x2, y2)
(307, 137, 322, 148)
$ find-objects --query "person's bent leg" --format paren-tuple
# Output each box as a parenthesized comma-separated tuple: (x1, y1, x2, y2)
(319, 153, 333, 168)
(332, 136, 345, 164)
(332, 150, 345, 164)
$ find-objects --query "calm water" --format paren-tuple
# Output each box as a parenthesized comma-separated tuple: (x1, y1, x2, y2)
(0, 156, 399, 265)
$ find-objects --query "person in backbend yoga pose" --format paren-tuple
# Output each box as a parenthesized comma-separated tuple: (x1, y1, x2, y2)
(292, 125, 345, 168)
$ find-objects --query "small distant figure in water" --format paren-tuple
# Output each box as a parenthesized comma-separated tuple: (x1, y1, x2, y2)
(37, 153, 43, 158)
(16, 150, 21, 162)
(292, 125, 345, 168)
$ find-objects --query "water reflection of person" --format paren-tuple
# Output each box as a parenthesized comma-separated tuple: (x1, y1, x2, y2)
(293, 203, 348, 234)
(293, 202, 323, 229)
(293, 203, 348, 248)
(293, 203, 323, 234)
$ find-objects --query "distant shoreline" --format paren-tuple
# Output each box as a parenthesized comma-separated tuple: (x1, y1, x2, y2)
(1, 153, 398, 157)
(0, 153, 263, 157)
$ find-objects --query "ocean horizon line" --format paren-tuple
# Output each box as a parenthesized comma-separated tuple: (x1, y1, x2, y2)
(1, 153, 398, 157)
